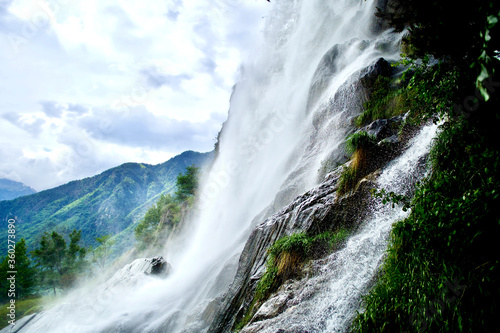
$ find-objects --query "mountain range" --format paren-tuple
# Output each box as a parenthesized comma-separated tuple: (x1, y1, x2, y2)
(0, 150, 213, 256)
(0, 179, 36, 201)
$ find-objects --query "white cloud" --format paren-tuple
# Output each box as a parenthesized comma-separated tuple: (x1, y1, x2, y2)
(0, 0, 271, 190)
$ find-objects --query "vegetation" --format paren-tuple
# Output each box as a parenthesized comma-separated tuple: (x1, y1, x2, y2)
(256, 229, 349, 303)
(355, 76, 410, 127)
(0, 239, 36, 302)
(31, 230, 87, 294)
(353, 0, 500, 330)
(0, 151, 212, 257)
(174, 165, 199, 201)
(90, 234, 115, 269)
(235, 229, 349, 331)
(0, 297, 42, 329)
(135, 165, 199, 251)
(337, 132, 377, 195)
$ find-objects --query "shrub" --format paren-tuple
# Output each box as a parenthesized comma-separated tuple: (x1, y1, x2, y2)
(337, 132, 377, 195)
(345, 132, 377, 155)
(255, 229, 349, 303)
(353, 117, 500, 332)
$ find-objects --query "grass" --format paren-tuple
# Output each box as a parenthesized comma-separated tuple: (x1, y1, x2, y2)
(337, 132, 377, 196)
(255, 229, 350, 304)
(0, 297, 43, 329)
(235, 229, 350, 331)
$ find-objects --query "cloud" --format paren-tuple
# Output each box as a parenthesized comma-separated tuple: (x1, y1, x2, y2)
(166, 0, 183, 21)
(140, 67, 191, 90)
(67, 103, 89, 114)
(40, 100, 64, 118)
(78, 106, 220, 152)
(0, 0, 271, 190)
(2, 112, 46, 136)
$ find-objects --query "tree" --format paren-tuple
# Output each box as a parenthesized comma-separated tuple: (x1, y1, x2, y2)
(91, 234, 115, 269)
(135, 166, 201, 251)
(174, 165, 199, 201)
(135, 194, 175, 250)
(32, 230, 86, 294)
(379, 0, 500, 98)
(0, 239, 36, 302)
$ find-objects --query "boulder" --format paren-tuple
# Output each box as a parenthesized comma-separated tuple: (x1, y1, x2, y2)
(362, 114, 406, 142)
(147, 256, 172, 276)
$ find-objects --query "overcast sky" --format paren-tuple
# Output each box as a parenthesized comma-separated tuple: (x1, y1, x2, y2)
(0, 0, 270, 191)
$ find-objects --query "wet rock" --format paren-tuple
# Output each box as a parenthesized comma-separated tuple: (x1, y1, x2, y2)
(252, 292, 292, 322)
(363, 114, 405, 141)
(358, 58, 393, 101)
(101, 256, 172, 292)
(370, 0, 407, 34)
(380, 134, 399, 145)
(147, 256, 172, 277)
(207, 164, 377, 333)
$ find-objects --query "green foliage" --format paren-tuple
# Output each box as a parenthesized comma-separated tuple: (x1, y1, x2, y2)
(337, 166, 359, 196)
(174, 165, 199, 201)
(31, 230, 87, 294)
(0, 297, 42, 329)
(0, 151, 212, 257)
(0, 239, 37, 302)
(354, 107, 500, 331)
(135, 194, 177, 250)
(91, 234, 115, 269)
(345, 132, 377, 155)
(355, 77, 410, 127)
(337, 132, 377, 196)
(352, 3, 500, 325)
(371, 188, 410, 210)
(400, 58, 460, 123)
(135, 165, 200, 251)
(255, 230, 349, 303)
(381, 0, 500, 110)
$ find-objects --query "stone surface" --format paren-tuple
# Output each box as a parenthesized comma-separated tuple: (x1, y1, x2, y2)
(370, 0, 406, 34)
(207, 164, 377, 333)
(363, 114, 406, 141)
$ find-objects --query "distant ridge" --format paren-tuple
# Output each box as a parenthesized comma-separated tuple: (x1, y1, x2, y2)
(0, 150, 213, 256)
(0, 179, 36, 201)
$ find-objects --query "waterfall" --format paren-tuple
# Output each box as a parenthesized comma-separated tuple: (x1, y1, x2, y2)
(13, 0, 410, 332)
(237, 123, 438, 333)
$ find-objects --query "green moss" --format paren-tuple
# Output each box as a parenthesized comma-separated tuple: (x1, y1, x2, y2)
(355, 76, 410, 127)
(337, 166, 359, 196)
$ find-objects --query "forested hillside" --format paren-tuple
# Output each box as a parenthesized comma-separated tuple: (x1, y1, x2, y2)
(0, 150, 212, 256)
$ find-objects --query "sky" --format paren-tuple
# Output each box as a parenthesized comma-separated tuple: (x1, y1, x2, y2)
(0, 0, 270, 191)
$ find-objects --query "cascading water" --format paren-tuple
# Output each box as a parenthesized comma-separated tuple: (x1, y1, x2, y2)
(13, 0, 413, 332)
(238, 123, 438, 333)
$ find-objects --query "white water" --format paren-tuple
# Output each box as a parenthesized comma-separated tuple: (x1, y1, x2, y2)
(241, 124, 438, 333)
(15, 0, 408, 332)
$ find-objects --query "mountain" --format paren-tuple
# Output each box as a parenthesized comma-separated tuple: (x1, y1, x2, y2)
(0, 179, 36, 201)
(0, 150, 213, 255)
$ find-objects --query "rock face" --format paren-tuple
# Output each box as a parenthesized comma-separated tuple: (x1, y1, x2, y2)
(207, 113, 413, 332)
(207, 166, 377, 333)
(370, 0, 407, 34)
(206, 51, 412, 332)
